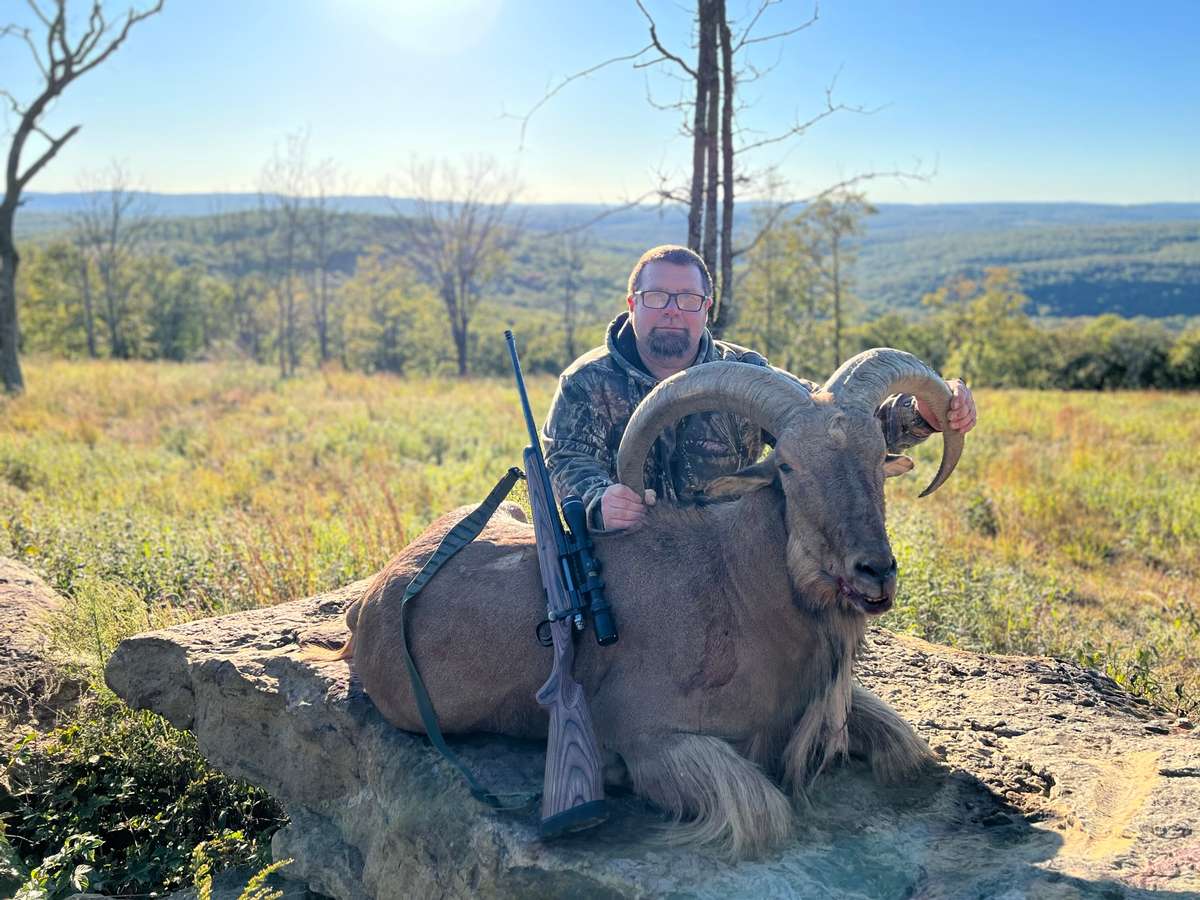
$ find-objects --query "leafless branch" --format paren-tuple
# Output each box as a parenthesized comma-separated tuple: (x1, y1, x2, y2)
(507, 43, 655, 149)
(735, 70, 876, 156)
(73, 1, 165, 81)
(735, 0, 819, 50)
(0, 90, 23, 116)
(1, 24, 47, 78)
(634, 0, 697, 77)
(536, 188, 666, 239)
(17, 124, 79, 190)
(736, 41, 786, 86)
(732, 168, 929, 258)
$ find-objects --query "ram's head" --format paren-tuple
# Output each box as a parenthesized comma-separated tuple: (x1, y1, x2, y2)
(615, 348, 963, 617)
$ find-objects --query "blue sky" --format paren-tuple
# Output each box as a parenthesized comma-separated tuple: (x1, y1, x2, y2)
(2, 0, 1197, 204)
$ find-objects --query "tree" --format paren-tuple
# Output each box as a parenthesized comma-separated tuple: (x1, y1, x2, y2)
(1168, 325, 1200, 387)
(556, 228, 587, 363)
(805, 190, 876, 368)
(16, 240, 92, 354)
(341, 248, 447, 375)
(397, 157, 521, 377)
(735, 199, 818, 373)
(302, 157, 345, 366)
(1052, 314, 1172, 390)
(922, 268, 1054, 388)
(209, 203, 271, 362)
(734, 187, 874, 376)
(1, 0, 164, 393)
(259, 132, 310, 377)
(520, 1, 904, 339)
(140, 258, 217, 361)
(70, 162, 152, 359)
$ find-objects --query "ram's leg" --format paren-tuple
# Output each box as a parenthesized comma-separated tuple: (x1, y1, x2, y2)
(622, 733, 793, 860)
(847, 683, 934, 783)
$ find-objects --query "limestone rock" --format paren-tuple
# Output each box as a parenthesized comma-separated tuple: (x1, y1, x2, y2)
(105, 585, 1200, 899)
(0, 557, 84, 729)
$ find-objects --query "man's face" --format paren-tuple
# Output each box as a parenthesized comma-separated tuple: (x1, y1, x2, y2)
(626, 261, 713, 363)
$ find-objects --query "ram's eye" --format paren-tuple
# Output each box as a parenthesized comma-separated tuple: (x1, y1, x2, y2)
(778, 462, 793, 474)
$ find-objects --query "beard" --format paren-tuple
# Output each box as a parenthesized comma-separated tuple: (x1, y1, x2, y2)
(648, 327, 692, 359)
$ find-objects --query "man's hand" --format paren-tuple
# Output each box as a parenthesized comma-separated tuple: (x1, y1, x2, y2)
(600, 483, 657, 530)
(917, 379, 977, 434)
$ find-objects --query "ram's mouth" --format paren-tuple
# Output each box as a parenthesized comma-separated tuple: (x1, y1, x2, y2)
(837, 577, 893, 615)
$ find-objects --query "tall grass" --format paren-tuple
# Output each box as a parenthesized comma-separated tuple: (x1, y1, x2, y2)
(2, 360, 1198, 896)
(884, 388, 1200, 710)
(2, 362, 1197, 710)
(2, 363, 1198, 709)
(0, 359, 544, 631)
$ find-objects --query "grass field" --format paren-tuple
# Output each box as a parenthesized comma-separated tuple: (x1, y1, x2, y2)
(2, 358, 1196, 709)
(1, 358, 1198, 894)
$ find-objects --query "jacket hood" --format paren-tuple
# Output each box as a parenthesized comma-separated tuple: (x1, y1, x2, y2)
(604, 312, 715, 387)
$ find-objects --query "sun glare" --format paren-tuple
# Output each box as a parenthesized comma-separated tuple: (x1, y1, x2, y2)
(337, 0, 503, 56)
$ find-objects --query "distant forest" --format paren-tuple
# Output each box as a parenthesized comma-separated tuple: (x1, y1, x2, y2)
(12, 194, 1200, 389)
(18, 194, 1200, 320)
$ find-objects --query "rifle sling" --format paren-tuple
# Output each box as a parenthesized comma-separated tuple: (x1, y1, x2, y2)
(397, 465, 538, 812)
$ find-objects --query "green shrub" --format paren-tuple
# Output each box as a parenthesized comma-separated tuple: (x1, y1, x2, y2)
(1, 693, 284, 898)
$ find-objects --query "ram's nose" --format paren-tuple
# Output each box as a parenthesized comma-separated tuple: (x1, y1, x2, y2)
(848, 555, 897, 614)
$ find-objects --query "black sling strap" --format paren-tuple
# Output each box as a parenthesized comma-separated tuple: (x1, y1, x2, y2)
(396, 466, 538, 811)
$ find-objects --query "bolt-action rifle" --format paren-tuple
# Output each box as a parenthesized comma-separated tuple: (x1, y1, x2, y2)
(505, 330, 618, 839)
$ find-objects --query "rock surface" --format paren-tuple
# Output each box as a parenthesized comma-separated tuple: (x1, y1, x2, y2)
(0, 557, 84, 729)
(105, 584, 1200, 899)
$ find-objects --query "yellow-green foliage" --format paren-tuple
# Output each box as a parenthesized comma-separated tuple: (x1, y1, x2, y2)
(1, 361, 1197, 710)
(885, 388, 1200, 711)
(2, 361, 1198, 894)
(0, 358, 551, 659)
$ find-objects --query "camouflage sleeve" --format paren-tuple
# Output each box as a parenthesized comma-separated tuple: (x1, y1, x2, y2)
(876, 393, 937, 452)
(541, 373, 617, 531)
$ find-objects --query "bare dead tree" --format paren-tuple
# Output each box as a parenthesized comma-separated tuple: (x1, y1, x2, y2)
(70, 161, 151, 358)
(516, 1, 918, 339)
(302, 158, 344, 366)
(0, 0, 164, 392)
(209, 200, 268, 361)
(557, 227, 588, 363)
(69, 216, 98, 357)
(396, 157, 521, 377)
(259, 131, 310, 378)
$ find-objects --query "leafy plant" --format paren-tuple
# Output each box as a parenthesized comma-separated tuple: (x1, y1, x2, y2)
(1, 693, 284, 897)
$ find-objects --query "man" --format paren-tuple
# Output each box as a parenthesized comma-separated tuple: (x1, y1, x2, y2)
(543, 244, 977, 531)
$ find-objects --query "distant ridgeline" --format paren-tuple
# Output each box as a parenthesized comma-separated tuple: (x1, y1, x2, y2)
(15, 193, 1200, 320)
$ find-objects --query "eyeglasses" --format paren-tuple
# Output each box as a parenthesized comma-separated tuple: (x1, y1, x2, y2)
(634, 290, 710, 312)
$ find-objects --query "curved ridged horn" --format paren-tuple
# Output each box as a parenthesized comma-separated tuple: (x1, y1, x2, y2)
(819, 347, 964, 497)
(616, 362, 813, 495)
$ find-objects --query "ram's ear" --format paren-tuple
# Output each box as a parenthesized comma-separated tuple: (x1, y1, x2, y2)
(884, 453, 915, 478)
(704, 457, 778, 499)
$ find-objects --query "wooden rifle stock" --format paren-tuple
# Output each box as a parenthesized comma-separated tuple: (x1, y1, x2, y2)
(524, 447, 608, 838)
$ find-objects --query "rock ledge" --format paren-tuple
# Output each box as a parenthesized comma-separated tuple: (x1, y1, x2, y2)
(106, 584, 1200, 899)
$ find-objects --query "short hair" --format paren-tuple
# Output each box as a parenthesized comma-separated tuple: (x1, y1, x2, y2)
(627, 244, 713, 297)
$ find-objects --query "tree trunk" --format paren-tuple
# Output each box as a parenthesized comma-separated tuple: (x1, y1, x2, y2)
(701, 1, 719, 282)
(101, 261, 127, 359)
(454, 321, 469, 377)
(687, 6, 710, 253)
(79, 257, 97, 358)
(714, 0, 734, 339)
(563, 275, 577, 363)
(277, 287, 287, 378)
(832, 232, 842, 368)
(0, 205, 23, 393)
(318, 268, 330, 363)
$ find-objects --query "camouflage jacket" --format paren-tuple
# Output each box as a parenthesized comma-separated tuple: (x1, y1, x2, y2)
(542, 313, 935, 530)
